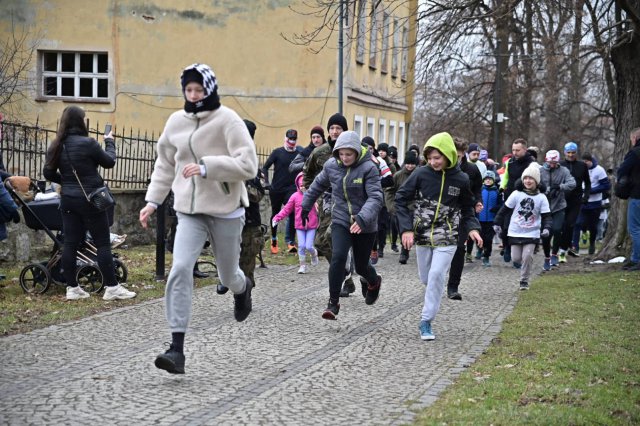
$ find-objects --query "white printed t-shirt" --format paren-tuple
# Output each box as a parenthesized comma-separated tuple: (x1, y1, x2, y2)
(505, 190, 550, 239)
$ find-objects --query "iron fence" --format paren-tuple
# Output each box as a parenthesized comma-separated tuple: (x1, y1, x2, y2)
(0, 121, 272, 191)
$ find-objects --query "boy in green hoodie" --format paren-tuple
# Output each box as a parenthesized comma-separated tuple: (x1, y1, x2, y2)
(395, 132, 482, 340)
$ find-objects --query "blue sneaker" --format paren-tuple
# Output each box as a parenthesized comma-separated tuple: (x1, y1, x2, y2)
(543, 258, 551, 271)
(482, 257, 491, 267)
(550, 255, 559, 267)
(419, 320, 435, 341)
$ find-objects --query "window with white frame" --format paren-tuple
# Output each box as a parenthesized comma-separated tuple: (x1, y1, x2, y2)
(368, 1, 378, 69)
(356, 0, 367, 64)
(366, 117, 375, 140)
(391, 17, 399, 77)
(378, 119, 386, 144)
(398, 121, 406, 154)
(401, 25, 409, 81)
(40, 51, 109, 100)
(353, 115, 364, 138)
(381, 12, 390, 74)
(389, 120, 397, 146)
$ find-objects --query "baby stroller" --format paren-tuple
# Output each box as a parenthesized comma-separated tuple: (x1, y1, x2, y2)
(4, 176, 127, 295)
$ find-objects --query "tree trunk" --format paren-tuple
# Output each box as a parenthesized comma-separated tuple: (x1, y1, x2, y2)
(599, 16, 640, 259)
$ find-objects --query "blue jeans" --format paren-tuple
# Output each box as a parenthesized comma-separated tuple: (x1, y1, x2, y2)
(628, 199, 640, 263)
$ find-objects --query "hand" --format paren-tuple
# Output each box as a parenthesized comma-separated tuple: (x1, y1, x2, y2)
(105, 131, 114, 140)
(475, 202, 484, 214)
(493, 225, 502, 235)
(541, 229, 550, 238)
(401, 231, 414, 250)
(271, 219, 279, 228)
(182, 163, 202, 178)
(349, 221, 362, 234)
(301, 209, 310, 227)
(139, 204, 156, 229)
(469, 230, 483, 248)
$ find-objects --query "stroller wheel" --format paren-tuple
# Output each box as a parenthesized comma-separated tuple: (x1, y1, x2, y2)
(113, 259, 128, 284)
(76, 265, 104, 294)
(19, 263, 51, 294)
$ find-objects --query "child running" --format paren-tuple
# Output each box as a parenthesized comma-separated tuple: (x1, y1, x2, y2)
(301, 130, 383, 319)
(494, 164, 552, 290)
(272, 172, 319, 274)
(477, 171, 502, 267)
(395, 132, 482, 341)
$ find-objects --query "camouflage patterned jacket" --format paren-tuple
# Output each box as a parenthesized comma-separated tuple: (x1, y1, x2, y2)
(395, 165, 480, 247)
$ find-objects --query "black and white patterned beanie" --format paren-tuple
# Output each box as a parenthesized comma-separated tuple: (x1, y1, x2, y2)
(180, 63, 220, 113)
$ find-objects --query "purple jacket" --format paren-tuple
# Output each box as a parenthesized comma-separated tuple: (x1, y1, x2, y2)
(273, 173, 319, 230)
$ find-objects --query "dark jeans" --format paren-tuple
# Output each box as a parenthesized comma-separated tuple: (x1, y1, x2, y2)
(560, 199, 581, 250)
(373, 206, 389, 251)
(447, 241, 466, 293)
(60, 196, 117, 287)
(542, 209, 565, 257)
(390, 213, 399, 246)
(479, 222, 495, 257)
(269, 189, 295, 244)
(329, 224, 377, 301)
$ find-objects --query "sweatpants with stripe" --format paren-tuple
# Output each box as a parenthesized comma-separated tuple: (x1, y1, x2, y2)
(416, 245, 457, 322)
(166, 212, 247, 333)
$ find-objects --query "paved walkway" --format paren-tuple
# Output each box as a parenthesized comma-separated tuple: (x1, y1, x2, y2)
(0, 246, 533, 425)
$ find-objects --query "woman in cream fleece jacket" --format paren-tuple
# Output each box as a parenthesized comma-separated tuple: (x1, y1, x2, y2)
(139, 63, 258, 375)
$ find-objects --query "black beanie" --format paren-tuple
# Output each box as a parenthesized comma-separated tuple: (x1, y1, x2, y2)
(378, 143, 389, 153)
(327, 113, 348, 131)
(361, 136, 375, 148)
(243, 119, 256, 139)
(404, 151, 418, 165)
(181, 68, 203, 89)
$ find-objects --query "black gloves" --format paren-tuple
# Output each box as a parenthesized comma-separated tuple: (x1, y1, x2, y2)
(301, 209, 310, 227)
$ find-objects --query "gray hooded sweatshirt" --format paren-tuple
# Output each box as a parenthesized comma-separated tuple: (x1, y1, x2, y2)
(540, 163, 576, 213)
(301, 131, 383, 233)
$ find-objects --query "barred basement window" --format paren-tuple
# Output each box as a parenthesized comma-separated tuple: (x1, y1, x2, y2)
(40, 51, 109, 100)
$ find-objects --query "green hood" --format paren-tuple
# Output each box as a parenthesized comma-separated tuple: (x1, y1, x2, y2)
(424, 132, 458, 169)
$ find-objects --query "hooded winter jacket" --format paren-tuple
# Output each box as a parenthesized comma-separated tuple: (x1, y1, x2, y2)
(395, 132, 480, 247)
(273, 172, 319, 230)
(539, 163, 576, 213)
(301, 131, 383, 233)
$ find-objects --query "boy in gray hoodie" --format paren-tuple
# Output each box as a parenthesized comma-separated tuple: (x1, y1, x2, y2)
(301, 131, 383, 319)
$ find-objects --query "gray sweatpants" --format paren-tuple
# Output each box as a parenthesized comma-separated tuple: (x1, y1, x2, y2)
(510, 243, 535, 284)
(166, 212, 247, 332)
(416, 245, 457, 322)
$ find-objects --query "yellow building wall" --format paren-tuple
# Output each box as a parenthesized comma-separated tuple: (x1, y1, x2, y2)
(0, 0, 415, 155)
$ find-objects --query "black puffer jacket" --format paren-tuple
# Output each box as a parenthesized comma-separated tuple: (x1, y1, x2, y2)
(43, 132, 116, 198)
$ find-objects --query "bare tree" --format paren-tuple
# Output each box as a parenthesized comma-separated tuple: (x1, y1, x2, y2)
(0, 18, 40, 120)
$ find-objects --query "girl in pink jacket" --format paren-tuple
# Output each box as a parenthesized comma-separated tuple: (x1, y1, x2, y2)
(272, 172, 319, 273)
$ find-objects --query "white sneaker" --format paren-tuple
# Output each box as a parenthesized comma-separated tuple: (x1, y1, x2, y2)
(103, 284, 136, 300)
(66, 286, 90, 300)
(310, 250, 319, 266)
(297, 264, 307, 274)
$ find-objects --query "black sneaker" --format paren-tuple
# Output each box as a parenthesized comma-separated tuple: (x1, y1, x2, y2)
(193, 269, 209, 279)
(391, 244, 399, 253)
(339, 276, 356, 297)
(447, 291, 462, 301)
(588, 244, 596, 255)
(567, 248, 580, 257)
(322, 299, 340, 320)
(359, 277, 368, 298)
(216, 284, 229, 295)
(234, 278, 253, 322)
(365, 275, 382, 305)
(155, 344, 185, 374)
(399, 249, 409, 265)
(519, 281, 529, 291)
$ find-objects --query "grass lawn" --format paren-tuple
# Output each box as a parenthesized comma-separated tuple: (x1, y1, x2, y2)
(414, 269, 640, 425)
(0, 234, 298, 336)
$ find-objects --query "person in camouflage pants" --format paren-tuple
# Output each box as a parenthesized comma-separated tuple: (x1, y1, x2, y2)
(218, 119, 265, 294)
